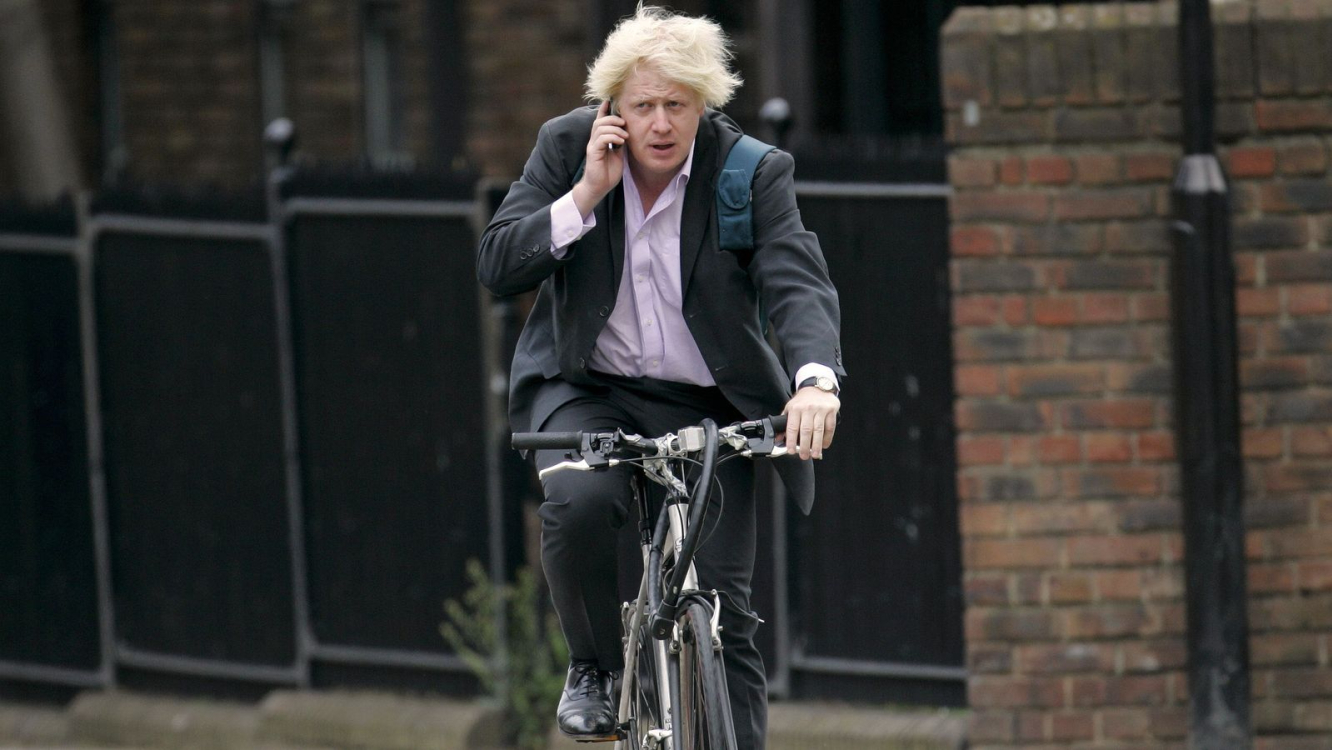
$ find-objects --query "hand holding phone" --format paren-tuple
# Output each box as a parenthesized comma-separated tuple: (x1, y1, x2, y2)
(573, 99, 627, 215)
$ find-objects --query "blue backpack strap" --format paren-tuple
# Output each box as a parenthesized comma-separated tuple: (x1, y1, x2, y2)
(716, 135, 776, 334)
(717, 135, 776, 253)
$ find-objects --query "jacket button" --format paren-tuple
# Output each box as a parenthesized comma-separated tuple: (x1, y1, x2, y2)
(579, 358, 587, 369)
(598, 305, 610, 317)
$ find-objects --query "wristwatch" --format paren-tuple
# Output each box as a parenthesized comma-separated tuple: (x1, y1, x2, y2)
(797, 375, 839, 396)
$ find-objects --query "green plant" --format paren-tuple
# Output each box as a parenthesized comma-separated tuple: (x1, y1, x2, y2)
(442, 559, 569, 750)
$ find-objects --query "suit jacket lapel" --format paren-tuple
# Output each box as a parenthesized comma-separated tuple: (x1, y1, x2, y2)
(679, 115, 717, 297)
(606, 183, 626, 290)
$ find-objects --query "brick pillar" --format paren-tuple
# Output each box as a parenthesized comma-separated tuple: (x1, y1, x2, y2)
(942, 2, 1332, 747)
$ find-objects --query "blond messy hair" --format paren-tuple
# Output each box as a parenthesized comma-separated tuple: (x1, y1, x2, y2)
(584, 5, 743, 110)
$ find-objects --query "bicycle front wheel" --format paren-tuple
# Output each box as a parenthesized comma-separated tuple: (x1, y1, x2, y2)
(676, 600, 737, 750)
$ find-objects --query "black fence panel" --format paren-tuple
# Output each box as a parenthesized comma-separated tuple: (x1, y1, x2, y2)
(0, 196, 78, 236)
(0, 250, 99, 670)
(287, 209, 488, 655)
(792, 192, 964, 703)
(95, 231, 297, 666)
(789, 135, 948, 184)
(749, 464, 785, 683)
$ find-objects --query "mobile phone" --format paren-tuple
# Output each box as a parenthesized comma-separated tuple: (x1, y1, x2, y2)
(606, 98, 618, 151)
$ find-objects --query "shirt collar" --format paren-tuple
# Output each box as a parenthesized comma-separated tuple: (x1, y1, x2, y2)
(678, 138, 696, 185)
(625, 138, 697, 197)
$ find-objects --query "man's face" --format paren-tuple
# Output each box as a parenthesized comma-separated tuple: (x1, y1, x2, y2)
(617, 66, 704, 186)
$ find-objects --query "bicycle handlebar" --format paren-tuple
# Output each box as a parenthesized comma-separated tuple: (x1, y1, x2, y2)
(512, 414, 787, 454)
(511, 431, 584, 451)
(513, 414, 789, 646)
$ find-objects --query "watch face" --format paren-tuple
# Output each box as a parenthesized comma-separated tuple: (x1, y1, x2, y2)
(816, 376, 836, 392)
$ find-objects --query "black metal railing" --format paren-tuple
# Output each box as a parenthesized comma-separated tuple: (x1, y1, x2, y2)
(0, 170, 500, 693)
(1, 156, 963, 705)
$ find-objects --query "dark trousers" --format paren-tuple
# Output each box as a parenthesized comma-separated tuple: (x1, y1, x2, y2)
(534, 373, 767, 749)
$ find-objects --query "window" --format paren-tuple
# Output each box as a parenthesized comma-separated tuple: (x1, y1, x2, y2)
(258, 0, 294, 128)
(362, 0, 410, 166)
(94, 0, 126, 182)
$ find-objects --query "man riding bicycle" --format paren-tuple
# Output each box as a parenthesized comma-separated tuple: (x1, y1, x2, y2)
(476, 6, 844, 747)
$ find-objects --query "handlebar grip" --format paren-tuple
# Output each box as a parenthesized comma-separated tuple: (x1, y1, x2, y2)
(512, 432, 583, 451)
(769, 415, 787, 434)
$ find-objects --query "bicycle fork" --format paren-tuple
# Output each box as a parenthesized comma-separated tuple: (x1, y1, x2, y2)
(618, 504, 727, 749)
(617, 553, 676, 750)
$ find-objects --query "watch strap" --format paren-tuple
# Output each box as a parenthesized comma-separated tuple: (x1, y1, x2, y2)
(798, 376, 839, 395)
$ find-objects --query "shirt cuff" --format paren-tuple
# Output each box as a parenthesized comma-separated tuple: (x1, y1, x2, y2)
(795, 363, 839, 391)
(549, 191, 597, 260)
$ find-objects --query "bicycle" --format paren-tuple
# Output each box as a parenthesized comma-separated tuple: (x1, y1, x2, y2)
(513, 414, 789, 750)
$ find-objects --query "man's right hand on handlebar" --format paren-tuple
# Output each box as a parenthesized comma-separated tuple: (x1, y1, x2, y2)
(782, 387, 840, 461)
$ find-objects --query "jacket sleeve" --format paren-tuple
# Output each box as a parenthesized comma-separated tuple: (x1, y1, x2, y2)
(476, 121, 578, 297)
(747, 149, 847, 383)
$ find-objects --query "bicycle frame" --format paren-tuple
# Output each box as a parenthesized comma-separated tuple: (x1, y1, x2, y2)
(618, 473, 708, 750)
(515, 415, 787, 749)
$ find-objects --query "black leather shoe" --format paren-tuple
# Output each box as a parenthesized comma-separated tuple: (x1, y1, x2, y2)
(556, 659, 618, 741)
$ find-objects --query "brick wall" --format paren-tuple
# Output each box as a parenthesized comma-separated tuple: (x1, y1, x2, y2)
(277, 0, 435, 165)
(9, 0, 739, 189)
(280, 0, 360, 162)
(942, 2, 1332, 748)
(3, 0, 459, 193)
(112, 0, 265, 187)
(463, 0, 590, 178)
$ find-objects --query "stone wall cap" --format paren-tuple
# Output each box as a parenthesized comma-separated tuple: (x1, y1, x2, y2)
(1027, 5, 1058, 32)
(1058, 6, 1090, 30)
(1213, 1, 1254, 22)
(1291, 0, 1325, 20)
(1092, 4, 1125, 28)
(994, 6, 1026, 34)
(959, 0, 1300, 28)
(1255, 0, 1291, 20)
(941, 6, 994, 35)
(1125, 4, 1158, 26)
(953, 0, 1319, 37)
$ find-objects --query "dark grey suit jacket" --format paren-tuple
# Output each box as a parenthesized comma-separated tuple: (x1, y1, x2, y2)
(477, 106, 844, 513)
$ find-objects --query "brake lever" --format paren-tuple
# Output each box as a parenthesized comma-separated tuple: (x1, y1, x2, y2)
(579, 432, 619, 469)
(719, 420, 789, 457)
(745, 419, 783, 456)
(538, 458, 622, 481)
